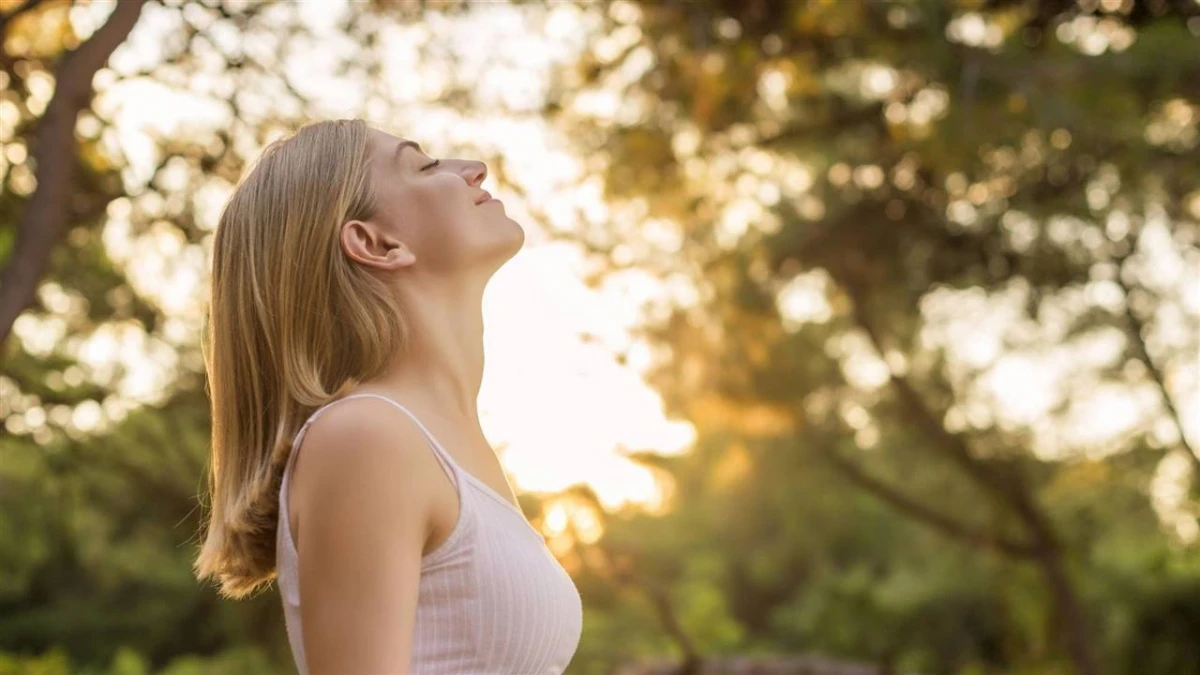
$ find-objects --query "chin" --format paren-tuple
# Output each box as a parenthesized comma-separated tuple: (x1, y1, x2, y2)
(495, 211, 524, 241)
(477, 221, 524, 266)
(504, 223, 525, 256)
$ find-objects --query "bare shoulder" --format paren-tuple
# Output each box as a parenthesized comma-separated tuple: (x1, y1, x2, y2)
(288, 396, 442, 545)
(288, 396, 436, 672)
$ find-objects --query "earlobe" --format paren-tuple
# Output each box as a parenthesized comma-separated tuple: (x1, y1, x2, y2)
(386, 246, 417, 267)
(384, 237, 417, 263)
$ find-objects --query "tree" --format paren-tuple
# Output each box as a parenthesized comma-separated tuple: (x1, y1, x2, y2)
(544, 0, 1200, 672)
(0, 0, 147, 347)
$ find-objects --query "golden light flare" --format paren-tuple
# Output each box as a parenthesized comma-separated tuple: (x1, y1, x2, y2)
(686, 393, 796, 438)
(536, 494, 609, 570)
(709, 441, 753, 492)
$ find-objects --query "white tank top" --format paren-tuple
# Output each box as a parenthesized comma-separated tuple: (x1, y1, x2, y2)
(275, 393, 583, 674)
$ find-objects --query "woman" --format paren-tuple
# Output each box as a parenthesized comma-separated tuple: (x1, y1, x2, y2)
(194, 119, 582, 674)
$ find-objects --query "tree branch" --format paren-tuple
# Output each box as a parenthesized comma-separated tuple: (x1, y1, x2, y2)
(816, 443, 1037, 558)
(0, 0, 148, 351)
(1112, 248, 1200, 478)
(583, 540, 704, 674)
(843, 280, 1022, 500)
(835, 278, 1098, 674)
(836, 277, 1064, 553)
(642, 580, 703, 675)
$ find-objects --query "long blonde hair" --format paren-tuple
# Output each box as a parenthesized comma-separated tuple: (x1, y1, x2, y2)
(195, 118, 408, 598)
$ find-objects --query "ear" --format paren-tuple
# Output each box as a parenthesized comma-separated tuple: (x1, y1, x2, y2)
(340, 219, 416, 270)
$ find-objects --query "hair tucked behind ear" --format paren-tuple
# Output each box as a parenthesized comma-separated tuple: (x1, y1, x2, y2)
(195, 118, 408, 598)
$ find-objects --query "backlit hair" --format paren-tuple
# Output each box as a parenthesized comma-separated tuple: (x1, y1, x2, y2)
(194, 118, 408, 598)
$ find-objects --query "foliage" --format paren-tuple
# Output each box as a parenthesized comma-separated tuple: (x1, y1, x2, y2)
(547, 0, 1200, 673)
(1, 1, 1198, 674)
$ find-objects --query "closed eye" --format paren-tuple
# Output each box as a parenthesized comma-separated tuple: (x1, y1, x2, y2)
(421, 159, 440, 171)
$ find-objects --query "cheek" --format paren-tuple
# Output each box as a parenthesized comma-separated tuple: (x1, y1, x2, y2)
(407, 180, 476, 249)
(428, 176, 474, 222)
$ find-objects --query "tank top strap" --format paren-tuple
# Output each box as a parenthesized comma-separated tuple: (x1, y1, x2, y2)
(287, 393, 461, 490)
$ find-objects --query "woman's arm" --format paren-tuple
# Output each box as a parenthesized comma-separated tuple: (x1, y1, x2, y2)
(289, 400, 443, 675)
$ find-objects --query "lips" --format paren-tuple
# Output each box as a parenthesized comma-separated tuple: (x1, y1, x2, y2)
(475, 190, 494, 205)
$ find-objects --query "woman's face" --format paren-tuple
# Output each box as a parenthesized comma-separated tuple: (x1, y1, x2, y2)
(347, 128, 523, 278)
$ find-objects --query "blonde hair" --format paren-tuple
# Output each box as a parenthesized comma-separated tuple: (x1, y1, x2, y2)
(195, 118, 408, 598)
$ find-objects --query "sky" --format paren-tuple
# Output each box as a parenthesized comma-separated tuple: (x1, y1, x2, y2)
(7, 0, 1198, 540)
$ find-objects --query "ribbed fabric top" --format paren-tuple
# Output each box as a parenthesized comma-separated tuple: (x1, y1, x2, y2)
(276, 393, 583, 674)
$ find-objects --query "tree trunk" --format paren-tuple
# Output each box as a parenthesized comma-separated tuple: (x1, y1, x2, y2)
(1035, 544, 1101, 675)
(0, 0, 147, 349)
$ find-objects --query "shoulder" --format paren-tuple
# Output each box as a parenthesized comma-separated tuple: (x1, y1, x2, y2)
(288, 396, 443, 540)
(287, 397, 433, 671)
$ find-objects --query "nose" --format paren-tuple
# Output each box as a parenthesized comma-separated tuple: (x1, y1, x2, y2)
(458, 159, 487, 188)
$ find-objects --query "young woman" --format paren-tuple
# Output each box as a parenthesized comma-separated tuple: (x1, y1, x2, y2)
(194, 119, 582, 674)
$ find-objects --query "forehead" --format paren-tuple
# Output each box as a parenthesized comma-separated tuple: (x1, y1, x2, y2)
(370, 129, 420, 157)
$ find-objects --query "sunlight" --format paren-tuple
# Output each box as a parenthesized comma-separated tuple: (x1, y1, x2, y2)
(73, 0, 694, 517)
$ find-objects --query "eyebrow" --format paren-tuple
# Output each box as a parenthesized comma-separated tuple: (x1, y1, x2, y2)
(393, 140, 423, 162)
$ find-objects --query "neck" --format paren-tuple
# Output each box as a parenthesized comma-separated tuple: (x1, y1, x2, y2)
(366, 278, 487, 432)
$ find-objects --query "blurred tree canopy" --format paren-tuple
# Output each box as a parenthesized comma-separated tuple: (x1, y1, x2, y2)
(2, 0, 1199, 674)
(545, 1, 1200, 674)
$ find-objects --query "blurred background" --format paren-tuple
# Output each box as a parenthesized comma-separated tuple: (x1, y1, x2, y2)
(2, 0, 1199, 673)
